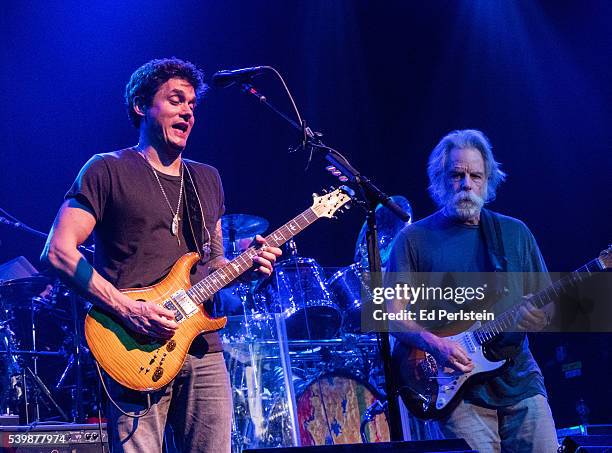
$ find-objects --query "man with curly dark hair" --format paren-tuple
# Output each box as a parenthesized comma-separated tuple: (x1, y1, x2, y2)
(42, 57, 281, 452)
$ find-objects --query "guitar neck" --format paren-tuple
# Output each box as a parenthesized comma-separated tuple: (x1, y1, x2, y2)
(473, 257, 604, 343)
(186, 207, 319, 305)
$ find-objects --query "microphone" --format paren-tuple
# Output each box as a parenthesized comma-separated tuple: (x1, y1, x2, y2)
(211, 66, 266, 88)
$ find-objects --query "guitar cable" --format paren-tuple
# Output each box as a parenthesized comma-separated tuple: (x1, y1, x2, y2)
(95, 360, 152, 419)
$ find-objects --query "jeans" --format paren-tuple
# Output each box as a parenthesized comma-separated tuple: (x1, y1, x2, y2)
(439, 394, 558, 453)
(106, 351, 232, 453)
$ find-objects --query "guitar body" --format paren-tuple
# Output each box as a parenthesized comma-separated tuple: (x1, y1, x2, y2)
(84, 252, 227, 392)
(392, 323, 507, 420)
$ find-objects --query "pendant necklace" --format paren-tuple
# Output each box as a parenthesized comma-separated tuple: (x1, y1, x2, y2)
(141, 152, 184, 245)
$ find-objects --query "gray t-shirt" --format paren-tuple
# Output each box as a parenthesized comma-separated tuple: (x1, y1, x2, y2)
(66, 148, 225, 353)
(386, 209, 550, 407)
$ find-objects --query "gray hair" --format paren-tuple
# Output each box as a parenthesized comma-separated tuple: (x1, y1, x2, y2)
(427, 129, 507, 206)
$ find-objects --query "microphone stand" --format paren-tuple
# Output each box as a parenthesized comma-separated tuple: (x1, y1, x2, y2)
(239, 81, 409, 441)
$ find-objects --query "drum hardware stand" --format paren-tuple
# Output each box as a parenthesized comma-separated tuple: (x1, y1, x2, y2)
(1, 314, 20, 415)
(1, 296, 68, 423)
(228, 69, 410, 441)
(23, 365, 69, 423)
(360, 399, 388, 443)
(52, 290, 86, 422)
(0, 350, 69, 423)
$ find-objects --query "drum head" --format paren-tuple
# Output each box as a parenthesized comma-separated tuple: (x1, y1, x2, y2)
(296, 372, 390, 445)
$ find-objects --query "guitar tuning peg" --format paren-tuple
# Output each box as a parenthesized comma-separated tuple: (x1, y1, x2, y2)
(312, 192, 319, 198)
(338, 176, 348, 182)
(329, 186, 336, 191)
(321, 188, 328, 194)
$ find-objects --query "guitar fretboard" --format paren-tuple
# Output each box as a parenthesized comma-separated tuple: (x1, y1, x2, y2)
(473, 257, 604, 344)
(186, 207, 320, 305)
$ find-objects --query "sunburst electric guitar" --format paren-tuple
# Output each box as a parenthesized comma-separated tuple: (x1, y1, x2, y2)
(392, 246, 611, 420)
(84, 187, 353, 392)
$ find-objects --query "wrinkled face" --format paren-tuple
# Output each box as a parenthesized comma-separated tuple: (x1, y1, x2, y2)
(142, 78, 196, 151)
(443, 147, 487, 222)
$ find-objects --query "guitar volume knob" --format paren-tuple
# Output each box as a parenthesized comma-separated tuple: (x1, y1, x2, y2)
(152, 367, 164, 382)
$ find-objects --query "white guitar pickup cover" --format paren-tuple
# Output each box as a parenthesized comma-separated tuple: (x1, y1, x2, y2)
(171, 289, 199, 319)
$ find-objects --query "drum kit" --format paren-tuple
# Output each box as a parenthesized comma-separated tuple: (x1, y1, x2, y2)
(0, 259, 95, 424)
(217, 197, 412, 451)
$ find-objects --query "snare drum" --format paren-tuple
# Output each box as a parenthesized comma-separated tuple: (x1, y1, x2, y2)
(256, 258, 341, 340)
(296, 372, 390, 445)
(326, 263, 372, 334)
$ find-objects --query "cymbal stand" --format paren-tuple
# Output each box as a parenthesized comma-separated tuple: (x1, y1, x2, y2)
(1, 308, 21, 415)
(29, 297, 41, 421)
(22, 298, 69, 423)
(53, 290, 86, 422)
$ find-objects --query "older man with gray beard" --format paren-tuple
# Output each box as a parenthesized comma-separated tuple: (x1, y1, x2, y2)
(386, 129, 558, 452)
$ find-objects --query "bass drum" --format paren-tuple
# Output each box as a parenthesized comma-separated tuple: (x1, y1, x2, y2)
(326, 263, 372, 334)
(296, 372, 390, 446)
(255, 258, 341, 340)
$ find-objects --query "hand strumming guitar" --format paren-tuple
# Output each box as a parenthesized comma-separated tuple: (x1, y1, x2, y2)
(420, 331, 474, 373)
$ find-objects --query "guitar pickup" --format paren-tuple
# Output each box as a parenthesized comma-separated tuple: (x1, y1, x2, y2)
(171, 290, 199, 318)
(163, 300, 184, 322)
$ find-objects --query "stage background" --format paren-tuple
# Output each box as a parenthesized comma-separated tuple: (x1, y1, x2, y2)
(1, 0, 610, 427)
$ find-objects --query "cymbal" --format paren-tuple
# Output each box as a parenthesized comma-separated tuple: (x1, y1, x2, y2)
(222, 214, 269, 240)
(0, 275, 53, 302)
(354, 195, 413, 266)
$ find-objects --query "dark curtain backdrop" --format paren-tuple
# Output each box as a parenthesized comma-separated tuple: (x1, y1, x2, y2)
(1, 0, 609, 270)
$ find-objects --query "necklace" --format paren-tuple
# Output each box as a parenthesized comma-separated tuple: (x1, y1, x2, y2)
(141, 152, 184, 245)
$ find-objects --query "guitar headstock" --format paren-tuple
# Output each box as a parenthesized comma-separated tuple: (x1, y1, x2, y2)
(598, 245, 612, 270)
(311, 186, 354, 218)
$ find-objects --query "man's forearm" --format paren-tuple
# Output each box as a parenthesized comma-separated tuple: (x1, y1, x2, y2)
(41, 242, 130, 316)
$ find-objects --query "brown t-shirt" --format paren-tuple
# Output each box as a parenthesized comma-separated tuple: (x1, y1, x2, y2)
(66, 147, 225, 353)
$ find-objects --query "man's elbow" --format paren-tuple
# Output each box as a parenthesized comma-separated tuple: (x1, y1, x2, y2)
(41, 242, 56, 269)
(40, 239, 69, 271)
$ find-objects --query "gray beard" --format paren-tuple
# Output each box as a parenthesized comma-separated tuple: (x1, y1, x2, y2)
(443, 191, 485, 222)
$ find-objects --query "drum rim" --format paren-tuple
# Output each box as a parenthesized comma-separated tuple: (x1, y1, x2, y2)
(282, 300, 342, 322)
(325, 262, 367, 284)
(275, 257, 324, 269)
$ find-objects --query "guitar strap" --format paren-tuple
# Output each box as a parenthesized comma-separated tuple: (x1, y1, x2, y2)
(479, 208, 507, 273)
(478, 208, 508, 309)
(182, 162, 211, 262)
(480, 208, 525, 359)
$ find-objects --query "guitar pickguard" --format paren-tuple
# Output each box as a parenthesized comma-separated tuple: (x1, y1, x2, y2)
(395, 324, 507, 419)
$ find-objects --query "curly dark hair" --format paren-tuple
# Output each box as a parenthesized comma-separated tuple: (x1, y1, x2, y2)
(124, 57, 208, 128)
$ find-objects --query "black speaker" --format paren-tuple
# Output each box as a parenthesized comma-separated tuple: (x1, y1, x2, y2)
(244, 439, 475, 453)
(561, 435, 612, 452)
(0, 423, 108, 452)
